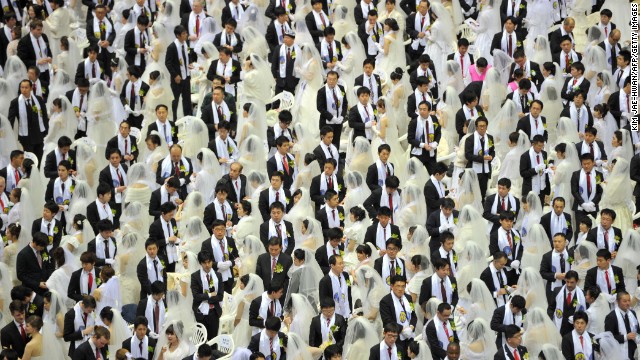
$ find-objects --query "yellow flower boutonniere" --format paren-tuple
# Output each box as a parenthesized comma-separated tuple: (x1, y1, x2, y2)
(228, 246, 234, 253)
(63, 199, 70, 205)
(555, 309, 563, 318)
(135, 44, 140, 49)
(291, 49, 296, 59)
(94, 32, 101, 38)
(516, 41, 522, 47)
(111, 208, 117, 215)
(285, 197, 290, 205)
(330, 325, 339, 332)
(453, 217, 458, 225)
(338, 212, 345, 221)
(288, 159, 295, 168)
(614, 235, 621, 244)
(69, 158, 74, 165)
(433, 122, 439, 129)
(373, 109, 378, 116)
(338, 184, 342, 191)
(42, 253, 49, 262)
(2, 208, 8, 214)
(523, 352, 529, 360)
(390, 233, 399, 239)
(286, 232, 291, 238)
(171, 127, 176, 136)
(209, 278, 215, 288)
(52, 225, 59, 234)
(514, 235, 520, 242)
(519, 3, 525, 8)
(227, 144, 234, 153)
(287, 2, 292, 9)
(449, 319, 456, 331)
(568, 256, 574, 265)
(614, 274, 620, 284)
(139, 89, 145, 97)
(106, 350, 109, 358)
(575, 353, 586, 360)
(179, 165, 186, 172)
(131, 145, 137, 152)
(70, 184, 75, 192)
(160, 259, 166, 268)
(28, 303, 37, 314)
(488, 139, 494, 148)
(397, 351, 402, 359)
(279, 338, 284, 347)
(48, 235, 53, 244)
(231, 66, 237, 72)
(428, 134, 435, 142)
(148, 346, 154, 353)
(96, 277, 102, 286)
(346, 278, 351, 286)
(409, 302, 415, 312)
(32, 105, 39, 114)
(339, 250, 345, 257)
(565, 220, 570, 228)
(595, 174, 602, 184)
(275, 263, 284, 273)
(451, 283, 456, 291)
(395, 266, 402, 275)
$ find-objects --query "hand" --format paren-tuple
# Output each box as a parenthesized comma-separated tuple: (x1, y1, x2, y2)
(58, 205, 65, 212)
(610, 250, 617, 259)
(457, 307, 467, 315)
(39, 282, 48, 289)
(555, 272, 566, 280)
(189, 35, 197, 41)
(208, 291, 218, 298)
(161, 346, 168, 354)
(139, 48, 147, 54)
(188, 64, 195, 70)
(378, 249, 387, 256)
(510, 260, 520, 270)
(219, 158, 228, 164)
(628, 333, 637, 341)
(83, 325, 95, 336)
(497, 288, 508, 296)
(418, 32, 425, 38)
(226, 220, 233, 228)
(117, 185, 127, 193)
(401, 326, 413, 338)
(175, 75, 182, 84)
(175, 198, 183, 205)
(483, 155, 493, 161)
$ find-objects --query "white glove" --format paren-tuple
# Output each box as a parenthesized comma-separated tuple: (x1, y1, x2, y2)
(401, 327, 414, 338)
(179, 178, 186, 186)
(105, 259, 116, 265)
(535, 164, 545, 172)
(364, 121, 372, 128)
(448, 224, 456, 232)
(375, 43, 384, 52)
(439, 224, 449, 233)
(124, 104, 132, 114)
(595, 159, 603, 166)
(337, 116, 344, 124)
(149, 332, 159, 339)
(330, 117, 339, 124)
(568, 315, 574, 325)
(635, 143, 640, 150)
(217, 261, 232, 270)
(583, 202, 596, 212)
(510, 260, 520, 270)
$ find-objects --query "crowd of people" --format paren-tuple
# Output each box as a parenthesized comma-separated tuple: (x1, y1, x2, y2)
(0, 0, 637, 359)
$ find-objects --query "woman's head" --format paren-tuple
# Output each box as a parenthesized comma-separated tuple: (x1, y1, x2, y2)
(349, 206, 366, 222)
(384, 18, 399, 31)
(60, 36, 69, 51)
(25, 315, 43, 334)
(73, 214, 86, 230)
(165, 321, 184, 342)
(100, 266, 115, 282)
(6, 223, 21, 240)
(52, 247, 66, 268)
(100, 306, 114, 325)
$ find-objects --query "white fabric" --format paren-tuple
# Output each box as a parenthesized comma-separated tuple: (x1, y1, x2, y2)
(576, 170, 596, 211)
(614, 306, 638, 356)
(381, 255, 403, 286)
(197, 268, 219, 315)
(329, 270, 350, 317)
(550, 249, 571, 290)
(17, 94, 45, 136)
(553, 285, 586, 329)
(210, 236, 233, 281)
(472, 131, 490, 173)
(571, 330, 593, 360)
(144, 296, 166, 334)
(596, 225, 616, 253)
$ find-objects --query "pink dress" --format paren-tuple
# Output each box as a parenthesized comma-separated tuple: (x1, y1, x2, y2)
(468, 64, 491, 82)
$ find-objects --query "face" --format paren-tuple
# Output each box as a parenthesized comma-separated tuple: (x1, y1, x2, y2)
(268, 244, 282, 257)
(476, 120, 487, 136)
(441, 206, 453, 218)
(212, 89, 223, 103)
(283, 35, 294, 46)
(170, 147, 182, 162)
(383, 331, 398, 346)
(20, 81, 32, 97)
(25, 323, 36, 335)
(438, 308, 452, 321)
(11, 311, 25, 324)
(146, 244, 158, 257)
(596, 256, 610, 270)
(270, 207, 284, 223)
(618, 294, 631, 311)
(321, 306, 335, 319)
(500, 217, 513, 231)
(565, 276, 577, 291)
(573, 318, 587, 334)
(31, 25, 43, 37)
(213, 225, 226, 239)
(193, 1, 202, 12)
(446, 346, 460, 360)
(323, 163, 335, 176)
(583, 131, 594, 144)
(277, 141, 290, 154)
(177, 31, 188, 42)
(504, 20, 515, 33)
(0, 179, 5, 194)
(156, 106, 168, 121)
(386, 243, 399, 259)
(82, 261, 94, 272)
(418, 104, 430, 118)
(494, 257, 508, 270)
(166, 332, 177, 344)
(600, 213, 613, 229)
(43, 208, 54, 221)
(581, 159, 594, 172)
(327, 194, 339, 208)
(326, 73, 338, 87)
(507, 331, 522, 347)
(331, 256, 344, 273)
(443, 238, 454, 252)
(563, 20, 575, 33)
(200, 259, 213, 272)
(552, 200, 565, 215)
(135, 324, 148, 339)
(459, 45, 468, 55)
(378, 214, 390, 227)
(560, 40, 572, 53)
(391, 280, 406, 298)
(417, 1, 428, 14)
(322, 131, 334, 145)
(270, 174, 283, 189)
(530, 102, 542, 117)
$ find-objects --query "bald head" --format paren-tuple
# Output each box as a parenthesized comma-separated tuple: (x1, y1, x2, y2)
(563, 17, 575, 32)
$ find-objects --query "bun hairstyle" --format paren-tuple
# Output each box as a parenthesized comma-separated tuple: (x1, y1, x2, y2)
(390, 67, 404, 81)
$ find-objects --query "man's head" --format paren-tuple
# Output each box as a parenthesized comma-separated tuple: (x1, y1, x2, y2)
(320, 126, 334, 146)
(385, 237, 402, 259)
(436, 302, 452, 321)
(323, 344, 342, 360)
(440, 198, 455, 217)
(133, 316, 149, 340)
(92, 326, 111, 349)
(390, 275, 407, 298)
(323, 159, 337, 176)
(195, 344, 213, 360)
(418, 101, 431, 119)
(616, 49, 631, 69)
(492, 252, 508, 270)
(211, 219, 226, 240)
(432, 258, 450, 279)
(329, 254, 344, 275)
(562, 17, 575, 33)
(29, 20, 43, 37)
(384, 176, 400, 194)
(382, 323, 400, 347)
(599, 208, 616, 230)
(499, 211, 515, 231)
(377, 206, 392, 227)
(552, 197, 565, 215)
(145, 239, 159, 257)
(267, 281, 285, 299)
(446, 342, 460, 360)
(19, 79, 32, 97)
(357, 85, 371, 104)
(275, 135, 290, 155)
(583, 127, 597, 144)
(596, 249, 612, 270)
(572, 311, 588, 334)
(580, 153, 595, 172)
(270, 172, 284, 190)
(150, 281, 166, 300)
(43, 201, 59, 221)
(503, 16, 517, 33)
(510, 295, 526, 314)
(174, 25, 188, 42)
(616, 291, 631, 311)
(565, 270, 579, 291)
(267, 237, 283, 257)
(9, 300, 25, 323)
(160, 201, 177, 223)
(269, 202, 285, 223)
(197, 250, 214, 273)
(169, 144, 183, 163)
(475, 117, 488, 136)
(504, 324, 522, 348)
(560, 36, 573, 53)
(552, 233, 567, 252)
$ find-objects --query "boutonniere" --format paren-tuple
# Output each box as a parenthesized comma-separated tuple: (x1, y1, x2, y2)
(227, 246, 234, 253)
(231, 65, 237, 72)
(395, 266, 402, 275)
(227, 144, 234, 153)
(530, 70, 536, 76)
(179, 165, 186, 172)
(53, 226, 59, 234)
(171, 127, 176, 135)
(111, 208, 117, 215)
(452, 254, 458, 262)
(41, 252, 49, 262)
(573, 85, 580, 91)
(96, 277, 102, 286)
(523, 352, 529, 360)
(139, 89, 145, 97)
(595, 174, 602, 184)
(433, 122, 439, 129)
(48, 235, 54, 244)
(449, 319, 456, 331)
(514, 235, 520, 242)
(338, 184, 342, 191)
(614, 235, 621, 244)
(338, 212, 345, 221)
(397, 351, 402, 359)
(516, 41, 522, 47)
(519, 3, 525, 8)
(286, 232, 291, 238)
(2, 207, 8, 214)
(428, 133, 435, 142)
(390, 233, 399, 239)
(69, 158, 74, 165)
(287, 2, 292, 9)
(70, 184, 75, 192)
(148, 346, 154, 353)
(28, 303, 37, 314)
(339, 250, 345, 257)
(287, 159, 295, 168)
(94, 31, 101, 38)
(106, 350, 109, 359)
(568, 256, 574, 264)
(451, 283, 456, 291)
(32, 105, 39, 114)
(345, 278, 351, 286)
(572, 296, 578, 307)
(131, 145, 137, 152)
(409, 301, 415, 312)
(275, 263, 284, 273)
(172, 225, 178, 234)
(285, 197, 290, 204)
(208, 277, 215, 288)
(373, 109, 378, 116)
(63, 199, 70, 205)
(290, 49, 296, 58)
(160, 259, 166, 268)
(279, 337, 284, 347)
(453, 217, 458, 225)
(614, 274, 620, 284)
(488, 139, 494, 148)
(565, 220, 570, 227)
(330, 325, 339, 332)
(341, 91, 345, 97)
(135, 44, 140, 49)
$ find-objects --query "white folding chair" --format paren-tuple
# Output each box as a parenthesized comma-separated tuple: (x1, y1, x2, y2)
(207, 334, 235, 360)
(457, 23, 477, 43)
(190, 323, 208, 348)
(269, 91, 295, 112)
(129, 127, 142, 144)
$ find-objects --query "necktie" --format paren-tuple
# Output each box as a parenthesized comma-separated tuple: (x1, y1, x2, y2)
(218, 202, 224, 220)
(616, 70, 623, 87)
(88, 271, 93, 292)
(513, 349, 520, 360)
(390, 260, 395, 276)
(364, 106, 370, 121)
(235, 180, 239, 192)
(332, 88, 340, 117)
(271, 257, 277, 274)
(33, 82, 37, 93)
(328, 42, 333, 61)
(217, 105, 223, 121)
(125, 137, 129, 155)
(153, 259, 159, 280)
(130, 83, 136, 108)
(501, 198, 506, 211)
(496, 271, 504, 292)
(623, 313, 631, 333)
(577, 107, 582, 131)
(586, 172, 592, 198)
(470, 108, 474, 117)
(276, 224, 282, 239)
(383, 226, 386, 240)
(520, 95, 526, 111)
(424, 119, 430, 144)
(320, 12, 326, 28)
(386, 164, 390, 177)
(460, 53, 464, 74)
(104, 239, 110, 259)
(280, 0, 285, 8)
(26, 99, 32, 122)
(387, 346, 392, 360)
(0, 197, 5, 211)
(36, 251, 43, 268)
(226, 34, 231, 45)
(511, 0, 515, 15)
(443, 321, 450, 338)
(92, 63, 96, 78)
(116, 167, 123, 186)
(195, 15, 200, 37)
(140, 32, 144, 47)
(99, 20, 105, 40)
(286, 47, 291, 61)
(35, 38, 43, 57)
(270, 300, 276, 316)
(604, 270, 611, 292)
(388, 193, 394, 224)
(573, 78, 578, 87)
(181, 44, 188, 74)
(579, 335, 584, 350)
(422, 92, 427, 103)
(368, 78, 374, 99)
(480, 137, 486, 173)
(604, 230, 609, 250)
(283, 155, 290, 175)
(14, 169, 20, 185)
(589, 142, 595, 157)
(440, 279, 447, 303)
(559, 252, 565, 272)
(95, 346, 101, 359)
(565, 53, 570, 73)
(604, 26, 608, 38)
(139, 340, 143, 356)
(536, 154, 540, 166)
(280, 24, 285, 41)
(328, 175, 333, 189)
(219, 240, 226, 260)
(103, 204, 107, 216)
(566, 290, 572, 305)
(270, 338, 274, 359)
(175, 162, 180, 175)
(333, 246, 338, 255)
(326, 317, 331, 329)
(276, 191, 280, 203)
(507, 34, 513, 57)
(332, 209, 336, 222)
(82, 313, 88, 326)
(420, 16, 424, 30)
(154, 301, 159, 331)
(47, 222, 51, 236)
(610, 44, 617, 73)
(506, 231, 514, 252)
(19, 324, 26, 342)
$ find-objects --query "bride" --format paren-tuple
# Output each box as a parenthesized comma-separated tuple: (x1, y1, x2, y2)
(240, 54, 275, 105)
(468, 0, 501, 65)
(598, 157, 634, 233)
(342, 316, 380, 360)
(21, 316, 44, 360)
(293, 43, 324, 138)
(375, 18, 405, 84)
(422, 2, 454, 83)
(42, 290, 67, 359)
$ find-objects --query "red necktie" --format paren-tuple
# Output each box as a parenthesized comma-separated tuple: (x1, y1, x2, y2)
(195, 15, 200, 37)
(422, 92, 426, 103)
(217, 105, 223, 120)
(470, 108, 474, 117)
(327, 175, 333, 189)
(573, 78, 578, 86)
(272, 257, 277, 272)
(175, 162, 180, 175)
(388, 193, 394, 224)
(62, 152, 66, 160)
(333, 246, 338, 256)
(283, 155, 290, 175)
(287, 47, 291, 61)
(275, 191, 280, 203)
(33, 83, 37, 93)
(501, 198, 506, 211)
(88, 272, 93, 292)
(514, 349, 520, 360)
(604, 270, 611, 292)
(604, 230, 609, 249)
(586, 172, 592, 198)
(604, 26, 608, 38)
(536, 154, 540, 165)
(566, 290, 572, 305)
(37, 251, 43, 268)
(507, 34, 513, 56)
(82, 313, 88, 326)
(0, 197, 4, 210)
(276, 224, 282, 239)
(14, 169, 20, 184)
(443, 321, 450, 338)
(387, 347, 392, 360)
(320, 12, 326, 28)
(420, 16, 424, 30)
(116, 168, 123, 185)
(565, 54, 570, 73)
(280, 0, 285, 8)
(589, 143, 594, 157)
(219, 240, 226, 258)
(19, 324, 26, 342)
(460, 53, 464, 74)
(507, 231, 513, 250)
(579, 335, 584, 350)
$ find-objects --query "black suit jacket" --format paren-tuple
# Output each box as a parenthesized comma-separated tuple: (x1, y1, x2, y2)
(98, 164, 129, 209)
(315, 243, 345, 274)
(493, 344, 528, 360)
(248, 332, 287, 360)
(489, 31, 523, 56)
(266, 154, 296, 190)
(515, 115, 548, 141)
(119, 80, 150, 113)
(549, 28, 573, 54)
(67, 267, 99, 303)
(354, 74, 382, 100)
(606, 90, 626, 126)
(315, 206, 345, 240)
(122, 335, 158, 359)
(304, 11, 326, 44)
(482, 194, 520, 234)
(258, 188, 292, 222)
(490, 305, 527, 349)
(154, 157, 193, 197)
(425, 210, 459, 246)
(407, 116, 441, 156)
(123, 28, 149, 69)
(71, 339, 109, 360)
(347, 103, 378, 142)
(86, 16, 116, 49)
(308, 313, 347, 348)
(105, 135, 139, 163)
(7, 95, 49, 145)
(380, 292, 417, 331)
(373, 257, 406, 280)
(354, 1, 377, 26)
(136, 256, 168, 299)
(219, 173, 247, 207)
(318, 271, 352, 308)
(454, 106, 484, 140)
(418, 274, 459, 307)
(559, 106, 594, 131)
(464, 133, 495, 175)
(166, 41, 193, 84)
(362, 187, 401, 219)
(561, 331, 599, 359)
(366, 162, 394, 192)
(265, 20, 291, 53)
(18, 244, 52, 293)
(508, 61, 543, 89)
(499, 0, 527, 24)
(539, 249, 575, 293)
(489, 229, 523, 265)
(212, 31, 244, 56)
(259, 220, 295, 255)
(190, 270, 224, 319)
(0, 321, 28, 358)
(561, 78, 591, 103)
(584, 265, 625, 295)
(570, 170, 603, 211)
(425, 318, 458, 360)
(43, 149, 77, 179)
(270, 44, 299, 90)
(87, 237, 117, 267)
(310, 173, 346, 210)
(363, 221, 401, 251)
(604, 308, 637, 359)
(147, 120, 178, 145)
(539, 211, 573, 244)
(17, 33, 52, 70)
(255, 252, 293, 293)
(200, 236, 240, 273)
(585, 226, 623, 252)
(31, 218, 63, 249)
(368, 342, 406, 360)
(75, 59, 105, 84)
(148, 218, 178, 259)
(205, 58, 241, 86)
(265, 0, 295, 19)
(519, 149, 550, 197)
(317, 84, 348, 127)
(200, 99, 237, 139)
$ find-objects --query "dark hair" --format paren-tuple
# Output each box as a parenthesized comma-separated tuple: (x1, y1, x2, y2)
(196, 344, 213, 357)
(134, 316, 149, 329)
(323, 344, 342, 359)
(390, 67, 404, 81)
(197, 250, 213, 263)
(97, 219, 113, 233)
(356, 244, 372, 257)
(504, 324, 521, 339)
(293, 249, 305, 262)
(239, 200, 252, 214)
(160, 201, 177, 215)
(600, 208, 616, 221)
(593, 103, 609, 117)
(565, 270, 579, 282)
(97, 182, 112, 197)
(44, 200, 59, 214)
(510, 295, 526, 309)
(350, 206, 366, 221)
(80, 251, 97, 264)
(596, 249, 611, 260)
(151, 281, 166, 295)
(432, 258, 449, 270)
(265, 316, 282, 331)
